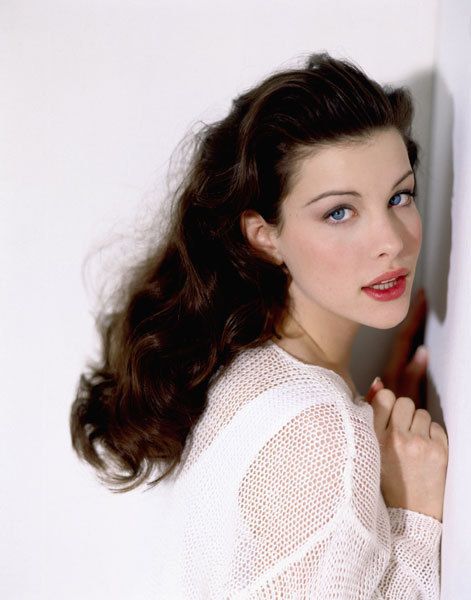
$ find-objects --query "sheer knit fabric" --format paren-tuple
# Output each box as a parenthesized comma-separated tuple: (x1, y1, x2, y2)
(154, 340, 442, 599)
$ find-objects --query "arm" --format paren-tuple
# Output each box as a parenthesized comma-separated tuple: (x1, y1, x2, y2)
(229, 390, 442, 599)
(377, 507, 442, 598)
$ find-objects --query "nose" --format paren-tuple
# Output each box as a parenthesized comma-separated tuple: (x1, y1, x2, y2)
(371, 213, 405, 258)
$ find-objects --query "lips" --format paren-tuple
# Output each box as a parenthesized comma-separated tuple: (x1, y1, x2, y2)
(363, 268, 409, 288)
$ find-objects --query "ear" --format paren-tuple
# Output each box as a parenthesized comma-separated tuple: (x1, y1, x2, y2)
(239, 209, 284, 266)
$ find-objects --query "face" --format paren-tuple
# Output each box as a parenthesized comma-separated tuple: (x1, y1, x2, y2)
(271, 127, 422, 330)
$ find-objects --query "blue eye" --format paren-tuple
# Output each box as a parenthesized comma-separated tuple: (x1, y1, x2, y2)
(323, 190, 416, 225)
(327, 207, 350, 222)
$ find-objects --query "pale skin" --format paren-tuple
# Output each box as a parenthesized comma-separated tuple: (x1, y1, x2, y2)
(240, 126, 448, 522)
(241, 126, 422, 396)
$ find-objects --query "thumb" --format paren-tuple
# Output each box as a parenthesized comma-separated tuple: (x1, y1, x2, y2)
(365, 376, 384, 404)
(412, 344, 428, 367)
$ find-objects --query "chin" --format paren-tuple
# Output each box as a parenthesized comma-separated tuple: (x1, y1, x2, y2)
(362, 306, 410, 329)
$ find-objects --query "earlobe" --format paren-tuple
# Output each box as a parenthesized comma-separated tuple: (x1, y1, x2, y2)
(240, 210, 284, 266)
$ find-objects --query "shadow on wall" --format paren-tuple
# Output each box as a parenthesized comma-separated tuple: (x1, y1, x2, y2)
(425, 69, 454, 325)
(351, 67, 454, 433)
(423, 69, 454, 429)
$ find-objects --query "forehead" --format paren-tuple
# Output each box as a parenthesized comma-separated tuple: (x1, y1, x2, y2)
(288, 128, 411, 193)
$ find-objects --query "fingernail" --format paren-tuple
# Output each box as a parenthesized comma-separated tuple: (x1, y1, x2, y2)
(372, 376, 382, 387)
(414, 345, 428, 362)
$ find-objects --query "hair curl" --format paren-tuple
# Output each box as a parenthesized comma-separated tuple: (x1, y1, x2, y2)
(70, 52, 420, 492)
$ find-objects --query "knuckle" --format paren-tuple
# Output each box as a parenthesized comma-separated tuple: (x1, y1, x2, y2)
(385, 429, 427, 456)
(374, 388, 396, 405)
(395, 396, 415, 411)
(414, 408, 431, 418)
(431, 421, 449, 447)
(386, 428, 407, 447)
(408, 434, 428, 454)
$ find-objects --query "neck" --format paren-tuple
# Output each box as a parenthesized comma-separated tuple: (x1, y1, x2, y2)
(274, 308, 360, 397)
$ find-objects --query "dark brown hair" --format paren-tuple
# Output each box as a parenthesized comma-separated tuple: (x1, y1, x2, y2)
(70, 52, 419, 492)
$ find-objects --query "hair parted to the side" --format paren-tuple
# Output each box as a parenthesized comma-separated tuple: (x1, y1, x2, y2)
(70, 52, 420, 492)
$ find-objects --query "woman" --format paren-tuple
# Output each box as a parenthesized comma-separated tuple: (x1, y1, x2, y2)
(70, 53, 448, 598)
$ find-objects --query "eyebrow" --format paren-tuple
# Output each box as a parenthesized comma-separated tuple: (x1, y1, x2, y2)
(303, 169, 415, 207)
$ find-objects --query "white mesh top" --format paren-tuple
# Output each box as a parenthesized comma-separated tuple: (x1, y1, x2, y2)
(153, 339, 442, 599)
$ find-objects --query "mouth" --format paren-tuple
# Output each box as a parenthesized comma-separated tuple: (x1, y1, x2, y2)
(361, 274, 408, 301)
(362, 268, 410, 288)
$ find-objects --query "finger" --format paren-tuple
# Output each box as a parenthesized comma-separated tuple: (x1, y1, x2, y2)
(430, 421, 449, 448)
(369, 388, 396, 431)
(364, 376, 384, 403)
(411, 344, 429, 369)
(387, 396, 416, 431)
(409, 408, 432, 437)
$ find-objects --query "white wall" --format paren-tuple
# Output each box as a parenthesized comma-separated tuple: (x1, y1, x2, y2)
(0, 1, 444, 598)
(424, 1, 471, 598)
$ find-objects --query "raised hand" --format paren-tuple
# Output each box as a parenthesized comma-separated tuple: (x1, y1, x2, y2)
(364, 386, 448, 522)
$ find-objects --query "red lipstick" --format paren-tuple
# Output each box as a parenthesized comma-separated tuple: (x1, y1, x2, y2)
(362, 276, 407, 301)
(363, 268, 409, 288)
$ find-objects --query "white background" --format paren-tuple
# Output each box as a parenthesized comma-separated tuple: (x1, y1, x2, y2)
(1, 0, 469, 598)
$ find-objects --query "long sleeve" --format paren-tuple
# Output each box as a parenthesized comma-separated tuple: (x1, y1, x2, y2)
(230, 387, 442, 599)
(377, 507, 442, 598)
(153, 343, 443, 599)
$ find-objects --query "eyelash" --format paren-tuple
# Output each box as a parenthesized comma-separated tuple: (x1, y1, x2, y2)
(323, 190, 417, 225)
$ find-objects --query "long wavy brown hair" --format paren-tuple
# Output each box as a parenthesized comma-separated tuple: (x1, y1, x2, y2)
(70, 52, 419, 492)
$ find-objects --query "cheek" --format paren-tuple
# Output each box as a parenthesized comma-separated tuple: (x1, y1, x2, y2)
(286, 227, 355, 280)
(402, 209, 422, 255)
(412, 214, 422, 248)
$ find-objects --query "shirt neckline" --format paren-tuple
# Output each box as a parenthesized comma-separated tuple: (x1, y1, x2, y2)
(265, 339, 361, 401)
